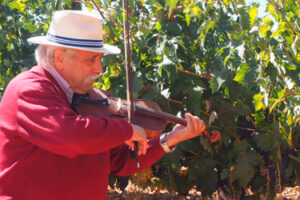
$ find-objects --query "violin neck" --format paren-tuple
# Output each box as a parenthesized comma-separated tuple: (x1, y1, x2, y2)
(135, 105, 187, 126)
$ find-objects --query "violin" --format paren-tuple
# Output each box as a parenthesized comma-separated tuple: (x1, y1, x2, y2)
(72, 87, 220, 142)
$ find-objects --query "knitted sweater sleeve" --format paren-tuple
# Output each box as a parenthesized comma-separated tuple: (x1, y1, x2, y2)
(1, 77, 133, 158)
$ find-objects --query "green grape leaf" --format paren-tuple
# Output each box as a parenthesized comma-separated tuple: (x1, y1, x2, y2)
(188, 157, 217, 196)
(233, 63, 250, 84)
(232, 151, 263, 188)
(200, 137, 213, 155)
(239, 6, 250, 30)
(166, 21, 182, 36)
(255, 133, 275, 151)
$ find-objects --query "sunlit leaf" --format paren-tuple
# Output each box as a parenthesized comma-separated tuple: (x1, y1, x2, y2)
(8, 1, 26, 12)
(203, 20, 215, 35)
(253, 93, 266, 111)
(270, 99, 284, 113)
(236, 43, 245, 59)
(249, 7, 257, 26)
(223, 0, 229, 6)
(154, 21, 161, 30)
(185, 12, 191, 26)
(224, 48, 235, 65)
(166, 0, 178, 9)
(270, 20, 286, 38)
(284, 78, 295, 89)
(267, 3, 276, 15)
(191, 6, 201, 16)
(209, 76, 225, 93)
(259, 25, 271, 37)
(233, 63, 250, 84)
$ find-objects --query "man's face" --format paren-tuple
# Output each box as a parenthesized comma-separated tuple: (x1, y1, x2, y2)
(54, 48, 103, 94)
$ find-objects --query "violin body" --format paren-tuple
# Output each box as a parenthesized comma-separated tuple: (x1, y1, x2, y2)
(73, 88, 167, 137)
(73, 87, 221, 141)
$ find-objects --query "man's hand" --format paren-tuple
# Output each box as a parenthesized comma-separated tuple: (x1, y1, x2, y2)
(125, 124, 148, 155)
(166, 113, 206, 147)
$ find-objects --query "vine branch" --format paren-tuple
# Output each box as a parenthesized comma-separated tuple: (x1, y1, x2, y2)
(226, 128, 241, 143)
(168, 5, 185, 21)
(89, 0, 106, 21)
(266, 0, 297, 35)
(176, 66, 212, 79)
(248, 114, 257, 129)
(88, 0, 117, 42)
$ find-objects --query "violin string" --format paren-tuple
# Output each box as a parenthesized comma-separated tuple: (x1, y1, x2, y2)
(117, 99, 187, 125)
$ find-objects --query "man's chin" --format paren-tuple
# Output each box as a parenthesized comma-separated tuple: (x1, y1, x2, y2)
(73, 83, 94, 94)
(73, 86, 92, 94)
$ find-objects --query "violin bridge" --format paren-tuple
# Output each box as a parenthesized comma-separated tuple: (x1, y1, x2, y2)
(117, 98, 122, 111)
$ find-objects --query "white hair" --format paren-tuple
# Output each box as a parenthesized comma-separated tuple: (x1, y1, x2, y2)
(34, 45, 76, 69)
(34, 45, 57, 68)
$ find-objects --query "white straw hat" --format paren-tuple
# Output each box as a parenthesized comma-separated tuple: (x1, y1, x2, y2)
(27, 10, 120, 54)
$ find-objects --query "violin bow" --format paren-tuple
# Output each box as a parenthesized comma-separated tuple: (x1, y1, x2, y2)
(122, 0, 140, 168)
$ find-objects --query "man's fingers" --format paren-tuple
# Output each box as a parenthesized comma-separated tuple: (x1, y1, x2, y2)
(129, 124, 148, 155)
(125, 139, 147, 155)
(200, 119, 206, 132)
(142, 139, 147, 155)
(125, 140, 135, 150)
(167, 113, 208, 147)
(185, 113, 197, 132)
(137, 139, 147, 155)
(185, 113, 206, 136)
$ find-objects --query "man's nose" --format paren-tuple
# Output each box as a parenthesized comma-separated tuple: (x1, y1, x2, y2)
(92, 58, 103, 74)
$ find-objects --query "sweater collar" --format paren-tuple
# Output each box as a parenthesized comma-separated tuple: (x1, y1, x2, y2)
(42, 65, 73, 104)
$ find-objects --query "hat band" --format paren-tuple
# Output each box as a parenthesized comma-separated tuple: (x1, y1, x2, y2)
(47, 33, 103, 48)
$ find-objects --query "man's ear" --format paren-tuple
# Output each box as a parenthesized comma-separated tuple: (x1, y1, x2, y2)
(54, 48, 64, 71)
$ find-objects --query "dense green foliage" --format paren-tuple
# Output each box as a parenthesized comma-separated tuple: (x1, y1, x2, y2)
(1, 0, 299, 198)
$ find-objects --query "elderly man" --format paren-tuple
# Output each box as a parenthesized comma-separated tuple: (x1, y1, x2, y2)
(0, 10, 206, 200)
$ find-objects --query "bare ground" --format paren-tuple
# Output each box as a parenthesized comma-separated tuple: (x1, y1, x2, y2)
(107, 185, 300, 200)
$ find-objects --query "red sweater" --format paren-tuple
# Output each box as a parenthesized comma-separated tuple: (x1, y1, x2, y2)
(0, 66, 165, 200)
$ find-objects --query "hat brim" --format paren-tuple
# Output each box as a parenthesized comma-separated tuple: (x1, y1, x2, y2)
(27, 36, 121, 54)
